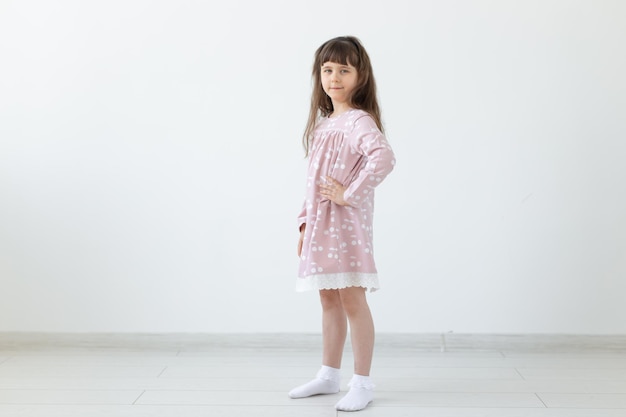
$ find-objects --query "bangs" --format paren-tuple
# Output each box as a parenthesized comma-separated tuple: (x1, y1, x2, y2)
(318, 39, 360, 68)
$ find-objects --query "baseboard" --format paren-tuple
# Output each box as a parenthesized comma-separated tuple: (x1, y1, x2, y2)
(1, 332, 625, 353)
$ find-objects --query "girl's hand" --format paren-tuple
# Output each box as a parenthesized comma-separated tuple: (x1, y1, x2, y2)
(320, 176, 348, 206)
(297, 224, 306, 257)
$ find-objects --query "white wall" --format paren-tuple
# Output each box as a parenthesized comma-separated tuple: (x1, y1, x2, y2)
(1, 0, 624, 334)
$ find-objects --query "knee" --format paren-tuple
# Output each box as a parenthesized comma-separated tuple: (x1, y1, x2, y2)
(338, 288, 368, 317)
(319, 290, 343, 311)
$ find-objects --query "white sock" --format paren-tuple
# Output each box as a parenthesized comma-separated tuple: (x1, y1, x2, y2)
(335, 374, 374, 411)
(288, 365, 341, 398)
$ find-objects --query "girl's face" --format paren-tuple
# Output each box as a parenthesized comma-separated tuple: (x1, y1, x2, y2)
(321, 61, 358, 107)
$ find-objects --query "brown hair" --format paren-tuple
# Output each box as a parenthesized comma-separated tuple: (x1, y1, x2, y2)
(302, 36, 383, 156)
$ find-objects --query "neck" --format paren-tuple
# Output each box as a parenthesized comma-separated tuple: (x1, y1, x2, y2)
(331, 101, 352, 117)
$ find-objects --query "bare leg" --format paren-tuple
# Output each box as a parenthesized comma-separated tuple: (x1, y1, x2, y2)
(338, 287, 374, 376)
(335, 287, 375, 411)
(320, 289, 347, 368)
(288, 289, 346, 399)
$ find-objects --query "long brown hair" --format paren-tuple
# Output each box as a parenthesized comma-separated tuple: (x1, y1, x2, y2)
(302, 36, 383, 156)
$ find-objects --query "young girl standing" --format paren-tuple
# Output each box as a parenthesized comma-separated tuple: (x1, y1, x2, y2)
(290, 36, 395, 412)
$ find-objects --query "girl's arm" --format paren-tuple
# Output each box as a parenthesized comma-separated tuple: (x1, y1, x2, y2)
(343, 115, 396, 207)
(297, 223, 306, 257)
(297, 202, 306, 256)
(297, 201, 307, 231)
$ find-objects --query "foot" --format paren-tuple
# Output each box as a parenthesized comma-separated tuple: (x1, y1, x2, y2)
(288, 365, 341, 399)
(335, 374, 374, 411)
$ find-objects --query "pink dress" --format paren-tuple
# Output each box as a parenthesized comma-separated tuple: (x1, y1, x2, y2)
(297, 109, 396, 292)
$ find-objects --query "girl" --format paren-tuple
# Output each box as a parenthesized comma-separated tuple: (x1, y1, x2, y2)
(290, 36, 395, 412)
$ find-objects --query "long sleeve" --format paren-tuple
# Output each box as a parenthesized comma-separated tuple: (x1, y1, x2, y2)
(297, 199, 307, 230)
(343, 115, 396, 208)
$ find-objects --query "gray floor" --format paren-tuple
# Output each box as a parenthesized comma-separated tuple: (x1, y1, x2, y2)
(1, 333, 626, 416)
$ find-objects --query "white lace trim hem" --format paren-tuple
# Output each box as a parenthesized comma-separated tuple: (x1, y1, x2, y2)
(296, 273, 380, 293)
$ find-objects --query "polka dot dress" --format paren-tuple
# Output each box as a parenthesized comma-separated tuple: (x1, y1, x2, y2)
(296, 109, 396, 292)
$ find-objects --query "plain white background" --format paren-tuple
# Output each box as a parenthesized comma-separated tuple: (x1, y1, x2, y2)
(0, 0, 624, 334)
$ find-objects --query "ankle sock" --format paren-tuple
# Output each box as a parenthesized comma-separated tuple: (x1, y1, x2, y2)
(288, 365, 341, 398)
(335, 374, 374, 411)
